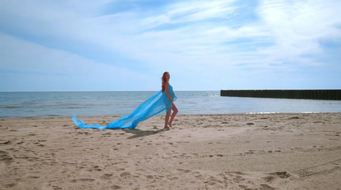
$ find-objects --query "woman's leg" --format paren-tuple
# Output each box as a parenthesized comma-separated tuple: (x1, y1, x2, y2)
(164, 109, 171, 129)
(169, 103, 178, 127)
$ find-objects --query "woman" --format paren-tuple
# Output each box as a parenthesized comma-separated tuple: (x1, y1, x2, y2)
(72, 71, 178, 130)
(162, 72, 178, 130)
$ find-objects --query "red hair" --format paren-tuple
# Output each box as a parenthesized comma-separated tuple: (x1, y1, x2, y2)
(161, 72, 169, 91)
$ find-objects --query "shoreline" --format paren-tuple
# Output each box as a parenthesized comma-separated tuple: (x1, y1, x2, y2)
(1, 112, 341, 119)
(1, 113, 341, 189)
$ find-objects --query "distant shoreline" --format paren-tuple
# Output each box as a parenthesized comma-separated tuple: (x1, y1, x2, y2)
(1, 112, 340, 119)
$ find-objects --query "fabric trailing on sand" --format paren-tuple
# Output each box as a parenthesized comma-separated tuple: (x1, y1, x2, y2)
(72, 85, 177, 129)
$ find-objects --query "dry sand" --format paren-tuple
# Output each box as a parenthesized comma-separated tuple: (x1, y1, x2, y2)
(0, 113, 341, 190)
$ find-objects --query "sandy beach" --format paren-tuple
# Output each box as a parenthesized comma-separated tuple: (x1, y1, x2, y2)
(0, 113, 341, 190)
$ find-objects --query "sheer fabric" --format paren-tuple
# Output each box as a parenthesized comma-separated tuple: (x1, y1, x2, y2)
(72, 85, 177, 129)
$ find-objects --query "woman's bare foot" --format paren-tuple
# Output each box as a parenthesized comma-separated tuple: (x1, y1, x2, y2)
(163, 124, 171, 130)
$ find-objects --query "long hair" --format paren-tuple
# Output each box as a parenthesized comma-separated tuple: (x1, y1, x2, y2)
(161, 72, 169, 91)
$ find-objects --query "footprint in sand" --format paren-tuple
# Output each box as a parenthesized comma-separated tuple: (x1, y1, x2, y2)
(0, 140, 10, 145)
(79, 178, 95, 182)
(313, 121, 323, 123)
(111, 185, 121, 189)
(238, 184, 248, 189)
(51, 185, 62, 190)
(101, 173, 113, 179)
(169, 176, 178, 180)
(102, 132, 111, 137)
(146, 175, 154, 179)
(27, 175, 40, 179)
(120, 171, 131, 178)
(93, 165, 102, 171)
(177, 168, 191, 173)
(260, 184, 275, 190)
(270, 171, 291, 178)
(4, 183, 16, 188)
(263, 175, 275, 182)
(232, 175, 245, 183)
(16, 140, 24, 145)
(0, 150, 13, 163)
(70, 178, 95, 183)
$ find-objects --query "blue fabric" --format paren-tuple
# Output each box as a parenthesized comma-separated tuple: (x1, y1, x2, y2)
(72, 85, 177, 129)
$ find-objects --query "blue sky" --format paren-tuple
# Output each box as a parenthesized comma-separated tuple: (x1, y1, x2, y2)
(1, 0, 341, 91)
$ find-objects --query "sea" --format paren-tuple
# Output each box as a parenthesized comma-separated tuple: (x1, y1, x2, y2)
(1, 91, 341, 117)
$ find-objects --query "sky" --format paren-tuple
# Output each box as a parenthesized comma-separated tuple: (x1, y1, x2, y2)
(1, 0, 341, 91)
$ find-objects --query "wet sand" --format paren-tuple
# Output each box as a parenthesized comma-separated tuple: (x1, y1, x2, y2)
(0, 113, 341, 190)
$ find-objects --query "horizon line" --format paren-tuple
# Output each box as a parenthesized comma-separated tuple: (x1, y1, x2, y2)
(1, 88, 341, 93)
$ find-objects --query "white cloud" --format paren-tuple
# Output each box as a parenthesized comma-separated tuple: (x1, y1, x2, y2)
(141, 0, 237, 28)
(1, 0, 341, 90)
(257, 0, 341, 65)
(0, 33, 154, 91)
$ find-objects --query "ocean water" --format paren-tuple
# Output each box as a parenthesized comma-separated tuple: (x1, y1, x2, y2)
(1, 91, 341, 117)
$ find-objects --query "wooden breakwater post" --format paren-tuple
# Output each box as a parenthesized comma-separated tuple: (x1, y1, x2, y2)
(220, 89, 341, 100)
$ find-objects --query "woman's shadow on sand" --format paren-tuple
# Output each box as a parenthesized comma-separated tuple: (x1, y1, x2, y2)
(122, 128, 166, 139)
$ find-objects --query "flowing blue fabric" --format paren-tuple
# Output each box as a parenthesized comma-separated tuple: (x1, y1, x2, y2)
(72, 85, 177, 129)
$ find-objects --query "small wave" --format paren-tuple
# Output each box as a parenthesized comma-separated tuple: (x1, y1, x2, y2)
(64, 106, 87, 109)
(0, 105, 20, 109)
